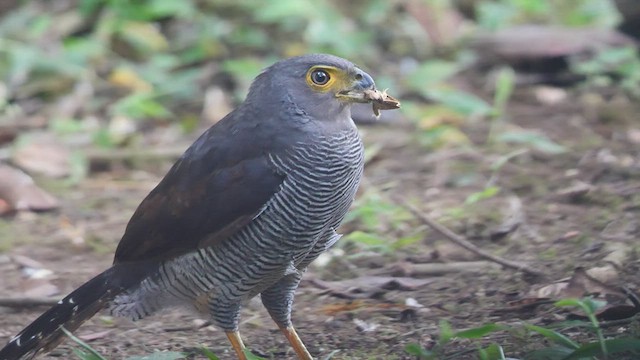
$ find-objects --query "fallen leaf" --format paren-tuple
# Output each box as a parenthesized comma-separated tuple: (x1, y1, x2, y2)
(202, 86, 233, 124)
(534, 86, 567, 105)
(556, 181, 593, 202)
(473, 25, 635, 63)
(510, 267, 638, 321)
(0, 164, 59, 213)
(525, 267, 626, 301)
(19, 278, 60, 298)
(322, 300, 367, 314)
(405, 297, 424, 308)
(558, 231, 581, 241)
(108, 67, 152, 92)
(321, 300, 409, 316)
(11, 254, 47, 270)
(309, 276, 432, 299)
(12, 134, 72, 178)
(489, 196, 523, 241)
(78, 330, 112, 342)
(586, 265, 619, 284)
(353, 318, 379, 332)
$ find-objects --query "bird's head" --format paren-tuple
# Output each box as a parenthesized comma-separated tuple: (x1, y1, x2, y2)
(245, 54, 378, 123)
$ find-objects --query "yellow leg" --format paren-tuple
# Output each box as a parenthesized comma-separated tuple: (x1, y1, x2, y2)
(280, 325, 313, 360)
(226, 331, 247, 360)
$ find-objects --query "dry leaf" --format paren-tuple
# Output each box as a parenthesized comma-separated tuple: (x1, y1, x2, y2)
(353, 318, 379, 332)
(108, 67, 152, 92)
(11, 254, 47, 270)
(79, 330, 112, 342)
(523, 267, 626, 301)
(508, 267, 638, 321)
(19, 278, 60, 298)
(309, 276, 432, 299)
(12, 134, 72, 178)
(0, 164, 59, 213)
(203, 86, 233, 124)
(363, 89, 401, 117)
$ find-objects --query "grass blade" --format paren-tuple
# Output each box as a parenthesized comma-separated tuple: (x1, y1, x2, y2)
(525, 324, 579, 350)
(61, 327, 108, 360)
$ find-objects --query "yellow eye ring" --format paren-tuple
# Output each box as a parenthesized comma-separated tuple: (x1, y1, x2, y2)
(310, 69, 330, 85)
(306, 66, 341, 92)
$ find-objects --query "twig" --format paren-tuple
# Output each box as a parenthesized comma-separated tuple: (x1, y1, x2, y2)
(0, 296, 60, 307)
(599, 315, 640, 329)
(84, 145, 188, 162)
(399, 200, 546, 277)
(373, 261, 500, 277)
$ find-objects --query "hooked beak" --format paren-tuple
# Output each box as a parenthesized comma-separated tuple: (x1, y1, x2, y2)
(335, 68, 376, 103)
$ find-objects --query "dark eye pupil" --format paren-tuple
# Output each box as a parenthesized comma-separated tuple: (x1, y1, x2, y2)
(312, 70, 329, 85)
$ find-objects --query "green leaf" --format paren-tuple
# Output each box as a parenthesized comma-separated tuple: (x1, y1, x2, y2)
(580, 297, 607, 314)
(199, 347, 221, 360)
(116, 21, 168, 54)
(478, 343, 505, 360)
(524, 346, 575, 360)
(426, 88, 492, 117)
(562, 338, 640, 360)
(93, 128, 115, 148)
(78, 0, 104, 16)
(392, 233, 423, 250)
(525, 324, 579, 350)
(146, 0, 195, 18)
(72, 348, 105, 360)
(465, 186, 500, 205)
(405, 343, 435, 358)
(244, 349, 267, 360)
(492, 67, 515, 116)
(497, 131, 566, 154)
(112, 93, 171, 119)
(476, 2, 517, 30)
(343, 231, 387, 248)
(406, 61, 461, 90)
(554, 298, 582, 308)
(254, 0, 315, 23)
(454, 324, 506, 339)
(222, 58, 268, 97)
(554, 297, 605, 315)
(438, 319, 454, 343)
(50, 118, 85, 134)
(66, 151, 89, 185)
(62, 327, 108, 360)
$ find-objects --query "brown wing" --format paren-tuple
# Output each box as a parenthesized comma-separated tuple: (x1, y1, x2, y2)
(113, 117, 286, 264)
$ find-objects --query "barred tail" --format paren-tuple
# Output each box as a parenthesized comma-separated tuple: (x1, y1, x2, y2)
(0, 263, 151, 360)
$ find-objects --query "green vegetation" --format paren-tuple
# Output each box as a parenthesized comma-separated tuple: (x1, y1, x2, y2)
(3, 0, 640, 359)
(0, 0, 631, 168)
(405, 298, 640, 360)
(64, 324, 266, 360)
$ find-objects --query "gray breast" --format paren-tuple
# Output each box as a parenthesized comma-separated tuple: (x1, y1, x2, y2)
(110, 126, 364, 324)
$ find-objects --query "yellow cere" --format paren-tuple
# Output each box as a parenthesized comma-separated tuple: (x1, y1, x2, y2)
(305, 66, 350, 93)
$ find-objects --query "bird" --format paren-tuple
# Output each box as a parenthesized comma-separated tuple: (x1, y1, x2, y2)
(0, 54, 396, 360)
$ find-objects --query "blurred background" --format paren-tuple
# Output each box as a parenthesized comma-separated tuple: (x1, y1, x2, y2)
(1, 0, 640, 359)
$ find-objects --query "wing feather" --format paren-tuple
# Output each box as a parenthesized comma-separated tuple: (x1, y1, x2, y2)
(114, 115, 286, 263)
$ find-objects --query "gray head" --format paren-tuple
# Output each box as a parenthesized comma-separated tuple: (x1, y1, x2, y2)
(244, 54, 376, 123)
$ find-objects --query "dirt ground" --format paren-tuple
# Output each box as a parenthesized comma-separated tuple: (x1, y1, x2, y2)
(1, 88, 639, 360)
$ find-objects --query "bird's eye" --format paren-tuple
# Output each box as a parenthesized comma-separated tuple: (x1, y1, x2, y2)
(311, 70, 330, 85)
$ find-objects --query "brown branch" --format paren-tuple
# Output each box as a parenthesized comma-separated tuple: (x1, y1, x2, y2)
(0, 296, 60, 308)
(84, 145, 188, 162)
(373, 261, 500, 277)
(398, 200, 546, 278)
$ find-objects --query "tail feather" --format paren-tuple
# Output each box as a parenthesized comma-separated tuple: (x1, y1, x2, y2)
(0, 263, 151, 360)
